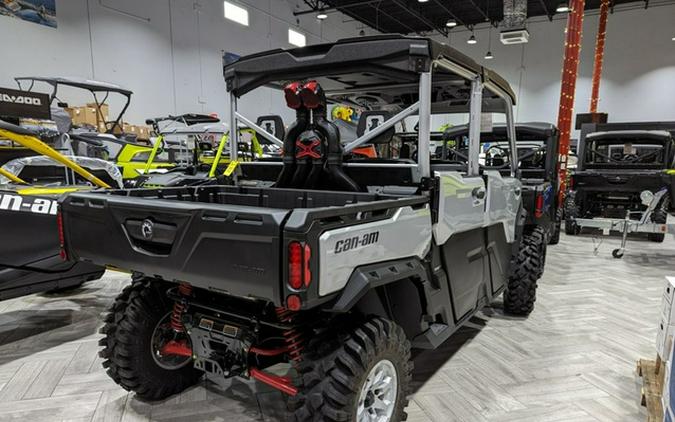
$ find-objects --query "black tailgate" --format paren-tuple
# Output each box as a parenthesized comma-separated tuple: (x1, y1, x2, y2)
(573, 171, 666, 193)
(60, 192, 290, 302)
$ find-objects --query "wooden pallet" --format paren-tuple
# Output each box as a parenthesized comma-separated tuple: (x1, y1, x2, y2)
(637, 356, 665, 422)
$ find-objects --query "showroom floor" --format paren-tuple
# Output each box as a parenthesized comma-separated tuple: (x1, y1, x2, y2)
(0, 232, 672, 421)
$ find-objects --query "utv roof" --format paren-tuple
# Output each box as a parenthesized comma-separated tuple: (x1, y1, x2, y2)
(586, 130, 673, 140)
(15, 76, 133, 97)
(443, 122, 557, 139)
(223, 35, 515, 106)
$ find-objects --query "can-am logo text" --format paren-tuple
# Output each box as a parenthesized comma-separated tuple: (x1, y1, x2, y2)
(0, 94, 42, 106)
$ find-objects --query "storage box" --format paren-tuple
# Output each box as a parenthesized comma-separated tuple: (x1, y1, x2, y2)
(658, 277, 675, 361)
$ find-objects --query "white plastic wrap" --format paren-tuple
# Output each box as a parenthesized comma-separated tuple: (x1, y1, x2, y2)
(0, 155, 123, 188)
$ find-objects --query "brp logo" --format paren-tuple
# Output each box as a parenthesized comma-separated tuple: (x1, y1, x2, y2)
(141, 219, 154, 239)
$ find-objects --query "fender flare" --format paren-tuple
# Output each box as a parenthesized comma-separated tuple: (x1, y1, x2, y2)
(330, 257, 428, 313)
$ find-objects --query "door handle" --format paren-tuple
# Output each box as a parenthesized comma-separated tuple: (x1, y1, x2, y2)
(472, 187, 486, 200)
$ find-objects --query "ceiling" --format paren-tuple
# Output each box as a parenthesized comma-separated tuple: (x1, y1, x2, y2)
(305, 0, 644, 35)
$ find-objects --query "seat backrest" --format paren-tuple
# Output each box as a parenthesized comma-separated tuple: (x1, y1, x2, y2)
(356, 111, 394, 144)
(256, 115, 285, 142)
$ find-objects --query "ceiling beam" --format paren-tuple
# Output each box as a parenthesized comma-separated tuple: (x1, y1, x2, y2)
(538, 0, 554, 20)
(468, 0, 490, 21)
(390, 0, 448, 36)
(293, 0, 383, 16)
(430, 0, 468, 27)
(369, 3, 417, 34)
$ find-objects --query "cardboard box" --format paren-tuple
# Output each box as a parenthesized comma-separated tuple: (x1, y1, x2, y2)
(86, 103, 109, 124)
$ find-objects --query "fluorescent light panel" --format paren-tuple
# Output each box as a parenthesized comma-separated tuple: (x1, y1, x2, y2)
(289, 28, 306, 47)
(224, 1, 249, 26)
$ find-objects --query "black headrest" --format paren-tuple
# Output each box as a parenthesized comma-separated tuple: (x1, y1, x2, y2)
(256, 115, 285, 143)
(356, 110, 394, 144)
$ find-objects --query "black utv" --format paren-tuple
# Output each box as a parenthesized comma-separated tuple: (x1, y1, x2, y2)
(565, 127, 675, 241)
(59, 36, 544, 422)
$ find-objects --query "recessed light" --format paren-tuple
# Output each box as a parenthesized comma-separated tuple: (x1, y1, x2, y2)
(556, 1, 570, 12)
(446, 20, 457, 27)
(467, 34, 477, 44)
(316, 11, 328, 20)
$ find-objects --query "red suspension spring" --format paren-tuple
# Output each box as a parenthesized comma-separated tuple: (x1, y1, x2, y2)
(276, 307, 304, 363)
(170, 283, 193, 332)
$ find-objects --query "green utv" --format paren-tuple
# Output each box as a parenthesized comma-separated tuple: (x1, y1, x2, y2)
(59, 36, 545, 422)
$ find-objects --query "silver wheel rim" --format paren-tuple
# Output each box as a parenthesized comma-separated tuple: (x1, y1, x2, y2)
(150, 312, 193, 370)
(357, 359, 398, 422)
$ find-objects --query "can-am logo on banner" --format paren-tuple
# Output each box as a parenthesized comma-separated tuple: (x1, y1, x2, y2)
(0, 87, 51, 120)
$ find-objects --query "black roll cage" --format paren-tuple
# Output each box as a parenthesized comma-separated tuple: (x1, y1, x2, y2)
(15, 76, 132, 135)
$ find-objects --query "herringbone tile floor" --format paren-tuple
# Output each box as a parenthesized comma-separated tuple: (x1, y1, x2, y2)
(0, 232, 673, 421)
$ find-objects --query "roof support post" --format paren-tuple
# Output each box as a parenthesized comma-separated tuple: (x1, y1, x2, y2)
(556, 0, 586, 206)
(468, 76, 484, 177)
(229, 92, 239, 165)
(417, 71, 432, 179)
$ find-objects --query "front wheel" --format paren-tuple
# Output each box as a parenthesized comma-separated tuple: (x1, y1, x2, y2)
(504, 230, 543, 316)
(288, 317, 412, 422)
(99, 278, 202, 400)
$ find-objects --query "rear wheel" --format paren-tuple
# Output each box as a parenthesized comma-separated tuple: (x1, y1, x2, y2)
(504, 230, 542, 316)
(99, 278, 201, 400)
(288, 317, 412, 422)
(648, 207, 668, 243)
(564, 191, 580, 235)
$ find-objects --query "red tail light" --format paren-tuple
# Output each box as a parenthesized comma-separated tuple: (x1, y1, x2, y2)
(56, 210, 67, 261)
(288, 241, 311, 290)
(535, 193, 544, 218)
(283, 82, 303, 109)
(300, 81, 321, 109)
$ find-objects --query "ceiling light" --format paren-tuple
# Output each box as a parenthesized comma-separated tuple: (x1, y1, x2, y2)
(446, 19, 457, 27)
(556, 1, 570, 12)
(288, 28, 306, 47)
(672, 36, 675, 41)
(316, 11, 328, 20)
(467, 34, 477, 44)
(418, 0, 429, 2)
(485, 51, 494, 59)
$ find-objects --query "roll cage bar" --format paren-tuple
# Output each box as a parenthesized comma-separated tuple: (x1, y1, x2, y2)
(223, 35, 519, 180)
(15, 76, 132, 135)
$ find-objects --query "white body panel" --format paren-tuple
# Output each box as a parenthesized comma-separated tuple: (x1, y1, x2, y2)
(484, 170, 521, 243)
(433, 170, 521, 245)
(318, 205, 432, 296)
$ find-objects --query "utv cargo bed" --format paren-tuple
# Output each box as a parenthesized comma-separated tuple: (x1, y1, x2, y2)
(59, 185, 428, 303)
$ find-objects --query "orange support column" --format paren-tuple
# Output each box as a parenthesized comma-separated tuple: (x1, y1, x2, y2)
(556, 0, 586, 204)
(590, 0, 610, 113)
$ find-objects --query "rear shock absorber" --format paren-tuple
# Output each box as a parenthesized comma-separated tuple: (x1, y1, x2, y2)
(275, 307, 304, 363)
(170, 283, 193, 332)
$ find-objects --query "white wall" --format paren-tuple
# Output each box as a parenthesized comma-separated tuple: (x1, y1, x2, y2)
(431, 3, 675, 132)
(1, 1, 673, 130)
(0, 0, 370, 124)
